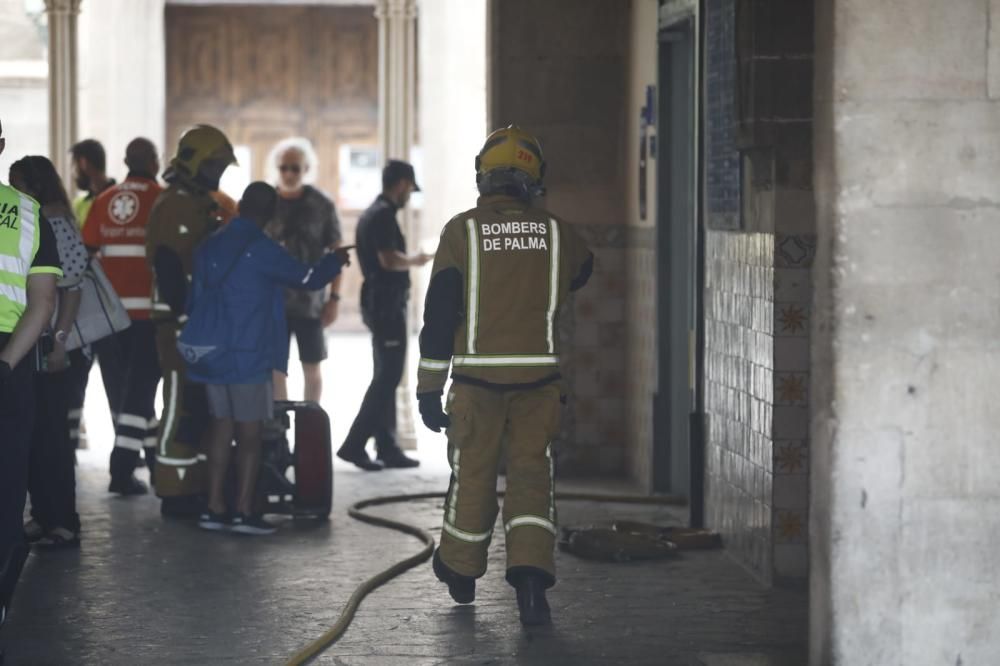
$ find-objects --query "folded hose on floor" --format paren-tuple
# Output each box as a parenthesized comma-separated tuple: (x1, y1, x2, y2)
(284, 490, 686, 666)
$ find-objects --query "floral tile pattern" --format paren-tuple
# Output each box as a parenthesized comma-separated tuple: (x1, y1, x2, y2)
(775, 372, 808, 405)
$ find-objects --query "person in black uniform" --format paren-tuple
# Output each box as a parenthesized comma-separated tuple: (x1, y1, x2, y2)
(337, 160, 432, 471)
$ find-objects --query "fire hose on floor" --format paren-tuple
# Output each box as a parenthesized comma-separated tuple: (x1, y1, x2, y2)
(284, 490, 688, 666)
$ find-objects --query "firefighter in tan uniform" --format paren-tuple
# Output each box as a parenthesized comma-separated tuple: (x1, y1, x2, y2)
(146, 125, 237, 517)
(417, 126, 594, 625)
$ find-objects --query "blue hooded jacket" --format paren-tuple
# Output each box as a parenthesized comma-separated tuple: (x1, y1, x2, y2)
(185, 216, 343, 384)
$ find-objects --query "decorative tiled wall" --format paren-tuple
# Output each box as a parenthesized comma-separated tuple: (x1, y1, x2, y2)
(557, 224, 629, 477)
(704, 230, 775, 582)
(771, 233, 815, 580)
(703, 229, 816, 584)
(705, 0, 741, 230)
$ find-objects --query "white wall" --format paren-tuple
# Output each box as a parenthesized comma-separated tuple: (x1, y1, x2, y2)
(77, 0, 166, 185)
(0, 0, 48, 181)
(414, 0, 486, 318)
(416, 0, 487, 247)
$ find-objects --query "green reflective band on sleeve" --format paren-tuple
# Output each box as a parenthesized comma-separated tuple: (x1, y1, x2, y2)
(27, 266, 63, 277)
(452, 354, 559, 367)
(419, 357, 451, 372)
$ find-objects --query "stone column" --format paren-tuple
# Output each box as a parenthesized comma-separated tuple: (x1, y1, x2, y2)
(44, 0, 81, 187)
(812, 0, 1000, 663)
(375, 0, 419, 450)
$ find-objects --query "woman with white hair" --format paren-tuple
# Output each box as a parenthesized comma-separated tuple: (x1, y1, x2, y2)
(266, 137, 343, 403)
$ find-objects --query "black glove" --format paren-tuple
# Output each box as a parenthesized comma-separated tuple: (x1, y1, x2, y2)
(418, 391, 451, 433)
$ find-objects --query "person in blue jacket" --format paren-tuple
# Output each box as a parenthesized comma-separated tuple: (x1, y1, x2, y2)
(187, 181, 350, 535)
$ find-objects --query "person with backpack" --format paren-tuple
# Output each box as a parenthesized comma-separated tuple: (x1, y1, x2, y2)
(179, 182, 350, 535)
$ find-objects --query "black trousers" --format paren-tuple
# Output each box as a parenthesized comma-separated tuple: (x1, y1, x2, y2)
(341, 310, 407, 457)
(27, 367, 78, 532)
(0, 353, 35, 608)
(94, 321, 162, 480)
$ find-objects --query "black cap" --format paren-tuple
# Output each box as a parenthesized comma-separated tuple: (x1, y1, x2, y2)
(382, 159, 421, 192)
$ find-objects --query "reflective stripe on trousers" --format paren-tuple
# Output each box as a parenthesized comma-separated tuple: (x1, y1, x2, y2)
(438, 382, 562, 580)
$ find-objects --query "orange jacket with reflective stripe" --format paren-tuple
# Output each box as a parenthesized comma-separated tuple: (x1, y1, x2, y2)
(83, 175, 163, 320)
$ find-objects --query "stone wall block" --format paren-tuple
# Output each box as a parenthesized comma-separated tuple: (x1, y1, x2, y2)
(836, 101, 1000, 207)
(840, 207, 1000, 288)
(773, 188, 815, 234)
(898, 500, 1000, 665)
(902, 350, 1000, 500)
(768, 0, 813, 55)
(835, 0, 987, 100)
(772, 58, 813, 119)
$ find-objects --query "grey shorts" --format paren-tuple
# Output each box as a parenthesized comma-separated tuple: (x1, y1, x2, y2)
(205, 382, 274, 422)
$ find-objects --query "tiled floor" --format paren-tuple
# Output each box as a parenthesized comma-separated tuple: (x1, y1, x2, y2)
(4, 334, 808, 665)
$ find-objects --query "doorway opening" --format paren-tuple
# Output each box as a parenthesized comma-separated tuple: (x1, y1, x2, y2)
(653, 13, 703, 524)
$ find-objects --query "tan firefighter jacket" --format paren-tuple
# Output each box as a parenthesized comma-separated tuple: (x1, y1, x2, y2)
(417, 194, 593, 394)
(146, 181, 225, 323)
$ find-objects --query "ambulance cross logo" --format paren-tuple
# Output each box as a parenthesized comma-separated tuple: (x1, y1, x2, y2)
(109, 192, 139, 226)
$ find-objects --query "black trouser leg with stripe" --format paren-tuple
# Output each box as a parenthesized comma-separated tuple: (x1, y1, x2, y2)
(95, 321, 162, 482)
(65, 347, 93, 449)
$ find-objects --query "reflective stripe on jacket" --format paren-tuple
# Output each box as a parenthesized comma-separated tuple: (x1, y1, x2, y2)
(417, 195, 593, 393)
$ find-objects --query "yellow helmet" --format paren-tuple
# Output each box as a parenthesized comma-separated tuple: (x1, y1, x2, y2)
(475, 125, 546, 185)
(169, 124, 237, 182)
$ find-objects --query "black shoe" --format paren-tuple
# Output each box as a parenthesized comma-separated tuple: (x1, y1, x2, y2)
(509, 568, 553, 626)
(34, 527, 80, 550)
(197, 511, 231, 532)
(22, 519, 44, 544)
(336, 448, 384, 471)
(230, 513, 277, 536)
(378, 450, 420, 469)
(108, 475, 149, 496)
(432, 548, 475, 604)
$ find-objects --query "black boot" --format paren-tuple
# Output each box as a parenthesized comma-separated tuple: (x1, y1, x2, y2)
(432, 548, 475, 604)
(507, 567, 553, 626)
(336, 447, 384, 471)
(109, 448, 147, 495)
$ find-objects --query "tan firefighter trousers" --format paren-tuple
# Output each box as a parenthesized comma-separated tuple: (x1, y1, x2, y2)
(439, 381, 563, 580)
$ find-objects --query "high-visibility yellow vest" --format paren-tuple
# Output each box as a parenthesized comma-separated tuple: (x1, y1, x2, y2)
(0, 184, 42, 333)
(73, 195, 93, 229)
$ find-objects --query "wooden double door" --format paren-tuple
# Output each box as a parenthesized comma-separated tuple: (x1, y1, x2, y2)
(166, 4, 379, 330)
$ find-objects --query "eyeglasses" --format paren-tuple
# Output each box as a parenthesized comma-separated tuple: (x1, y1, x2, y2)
(279, 164, 302, 173)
